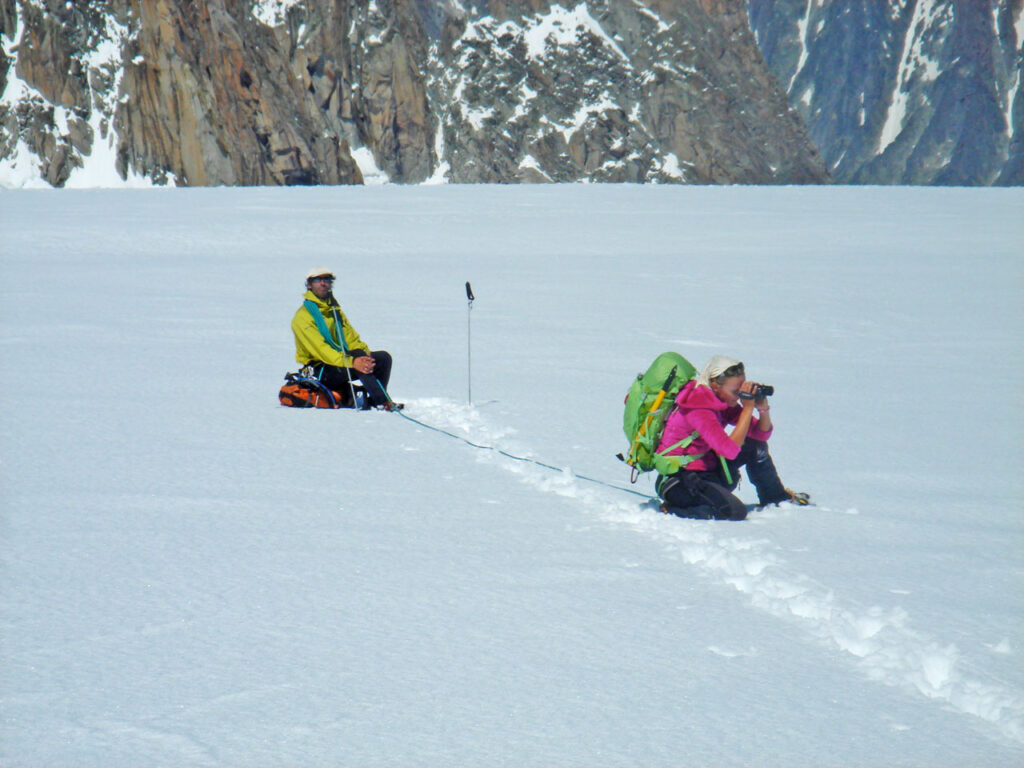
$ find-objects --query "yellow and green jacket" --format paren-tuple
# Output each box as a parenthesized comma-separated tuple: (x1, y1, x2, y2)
(291, 290, 370, 367)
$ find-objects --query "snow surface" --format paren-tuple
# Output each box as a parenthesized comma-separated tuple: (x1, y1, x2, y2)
(350, 148, 390, 186)
(522, 3, 630, 63)
(789, 0, 815, 92)
(1017, 3, 1024, 51)
(251, 0, 305, 26)
(2, 184, 1023, 767)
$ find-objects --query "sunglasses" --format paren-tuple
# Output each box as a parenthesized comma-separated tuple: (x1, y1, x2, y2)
(721, 363, 745, 378)
(311, 276, 335, 284)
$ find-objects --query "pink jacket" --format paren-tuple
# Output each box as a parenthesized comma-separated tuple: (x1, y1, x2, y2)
(656, 381, 772, 472)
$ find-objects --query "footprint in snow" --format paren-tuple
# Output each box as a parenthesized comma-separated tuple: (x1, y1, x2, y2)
(707, 645, 758, 658)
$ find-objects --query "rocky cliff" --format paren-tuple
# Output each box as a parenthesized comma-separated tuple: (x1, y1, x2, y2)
(747, 0, 1023, 185)
(1, 0, 828, 186)
(429, 0, 827, 183)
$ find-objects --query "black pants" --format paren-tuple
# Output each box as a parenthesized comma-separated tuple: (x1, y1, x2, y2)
(314, 350, 392, 408)
(656, 439, 789, 521)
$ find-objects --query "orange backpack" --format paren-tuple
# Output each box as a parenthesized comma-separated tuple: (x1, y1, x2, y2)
(278, 372, 360, 409)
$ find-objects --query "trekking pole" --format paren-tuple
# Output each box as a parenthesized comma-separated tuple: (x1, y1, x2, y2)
(330, 302, 360, 408)
(465, 281, 475, 404)
(341, 355, 360, 408)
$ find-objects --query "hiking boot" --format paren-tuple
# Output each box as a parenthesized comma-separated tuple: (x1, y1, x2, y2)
(378, 401, 404, 412)
(786, 489, 811, 506)
(756, 489, 811, 508)
(660, 501, 716, 520)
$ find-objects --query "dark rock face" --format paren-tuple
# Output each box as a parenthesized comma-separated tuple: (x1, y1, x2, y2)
(747, 0, 1023, 185)
(1, 0, 828, 186)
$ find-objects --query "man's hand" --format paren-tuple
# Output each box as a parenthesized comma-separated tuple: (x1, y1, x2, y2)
(353, 355, 375, 375)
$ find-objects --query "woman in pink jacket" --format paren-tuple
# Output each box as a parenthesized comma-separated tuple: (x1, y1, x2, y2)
(655, 355, 806, 520)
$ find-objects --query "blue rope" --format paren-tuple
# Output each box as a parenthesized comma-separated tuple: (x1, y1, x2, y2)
(392, 408, 653, 500)
(304, 299, 346, 353)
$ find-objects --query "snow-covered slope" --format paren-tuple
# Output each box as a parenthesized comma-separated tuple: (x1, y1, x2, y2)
(2, 185, 1022, 766)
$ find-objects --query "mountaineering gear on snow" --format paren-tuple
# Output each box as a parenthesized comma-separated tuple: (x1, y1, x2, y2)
(466, 281, 474, 404)
(395, 408, 648, 498)
(278, 366, 403, 410)
(279, 371, 356, 408)
(619, 352, 701, 480)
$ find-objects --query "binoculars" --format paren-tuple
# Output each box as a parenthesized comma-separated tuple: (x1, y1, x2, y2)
(738, 384, 774, 400)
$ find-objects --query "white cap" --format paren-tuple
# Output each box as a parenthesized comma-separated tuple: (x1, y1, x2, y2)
(306, 266, 335, 281)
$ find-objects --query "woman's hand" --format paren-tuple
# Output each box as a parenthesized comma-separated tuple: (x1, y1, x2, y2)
(738, 380, 759, 409)
(353, 355, 375, 374)
(743, 380, 772, 429)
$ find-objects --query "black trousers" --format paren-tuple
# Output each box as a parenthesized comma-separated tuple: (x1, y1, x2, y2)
(314, 350, 392, 407)
(656, 439, 789, 521)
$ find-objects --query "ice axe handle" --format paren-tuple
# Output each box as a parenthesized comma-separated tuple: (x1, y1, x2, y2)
(465, 282, 474, 301)
(661, 365, 678, 392)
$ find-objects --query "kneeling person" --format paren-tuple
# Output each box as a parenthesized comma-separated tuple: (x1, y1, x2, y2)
(655, 355, 806, 521)
(291, 267, 397, 409)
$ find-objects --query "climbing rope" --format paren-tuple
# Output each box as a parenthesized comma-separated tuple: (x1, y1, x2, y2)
(392, 408, 653, 500)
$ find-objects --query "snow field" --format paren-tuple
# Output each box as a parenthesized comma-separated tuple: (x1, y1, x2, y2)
(402, 395, 1024, 744)
(2, 184, 1022, 766)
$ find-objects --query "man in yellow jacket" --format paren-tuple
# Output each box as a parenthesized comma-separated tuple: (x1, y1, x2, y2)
(291, 267, 398, 409)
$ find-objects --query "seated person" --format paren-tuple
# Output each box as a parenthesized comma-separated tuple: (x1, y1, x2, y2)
(291, 267, 398, 410)
(655, 355, 807, 520)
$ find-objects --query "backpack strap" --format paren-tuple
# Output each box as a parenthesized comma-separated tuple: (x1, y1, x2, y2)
(720, 456, 733, 485)
(653, 430, 705, 476)
(652, 428, 733, 485)
(656, 429, 700, 458)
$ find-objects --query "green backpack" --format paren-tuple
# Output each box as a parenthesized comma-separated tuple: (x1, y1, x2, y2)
(619, 352, 702, 480)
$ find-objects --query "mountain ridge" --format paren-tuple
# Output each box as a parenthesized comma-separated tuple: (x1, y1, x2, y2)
(1, 0, 827, 186)
(3, 0, 1019, 187)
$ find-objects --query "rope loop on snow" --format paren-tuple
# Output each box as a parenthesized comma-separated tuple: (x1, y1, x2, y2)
(392, 409, 652, 500)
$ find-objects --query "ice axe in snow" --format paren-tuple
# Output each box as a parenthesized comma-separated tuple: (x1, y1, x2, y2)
(466, 281, 474, 404)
